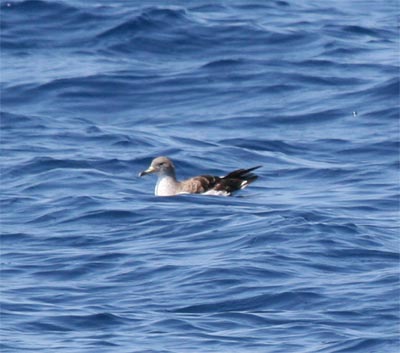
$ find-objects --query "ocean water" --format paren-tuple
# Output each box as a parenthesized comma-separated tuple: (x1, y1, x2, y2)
(1, 0, 399, 352)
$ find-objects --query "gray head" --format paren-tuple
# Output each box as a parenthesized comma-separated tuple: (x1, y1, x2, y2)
(139, 156, 176, 177)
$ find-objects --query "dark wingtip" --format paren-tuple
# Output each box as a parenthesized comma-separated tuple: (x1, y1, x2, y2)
(247, 165, 262, 173)
(224, 165, 262, 179)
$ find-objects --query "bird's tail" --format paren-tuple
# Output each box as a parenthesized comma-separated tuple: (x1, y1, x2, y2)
(223, 166, 261, 189)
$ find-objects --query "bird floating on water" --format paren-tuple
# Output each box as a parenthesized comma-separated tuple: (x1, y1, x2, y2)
(139, 156, 260, 196)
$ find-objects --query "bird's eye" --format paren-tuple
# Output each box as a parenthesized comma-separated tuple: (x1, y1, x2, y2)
(158, 162, 164, 167)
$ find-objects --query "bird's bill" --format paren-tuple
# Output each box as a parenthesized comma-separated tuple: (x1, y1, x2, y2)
(139, 166, 156, 177)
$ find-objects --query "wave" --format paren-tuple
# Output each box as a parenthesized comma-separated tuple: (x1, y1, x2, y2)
(324, 23, 395, 39)
(174, 291, 324, 313)
(201, 58, 247, 69)
(98, 7, 189, 38)
(1, 0, 75, 16)
(23, 313, 127, 331)
(1, 0, 100, 49)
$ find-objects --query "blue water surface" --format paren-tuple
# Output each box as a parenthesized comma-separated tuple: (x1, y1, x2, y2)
(1, 0, 399, 352)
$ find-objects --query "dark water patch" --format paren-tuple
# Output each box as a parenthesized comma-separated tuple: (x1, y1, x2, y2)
(33, 75, 135, 99)
(235, 1, 290, 11)
(24, 313, 127, 332)
(285, 72, 363, 87)
(170, 136, 218, 148)
(314, 138, 351, 147)
(201, 58, 247, 69)
(98, 7, 189, 38)
(1, 111, 36, 128)
(314, 222, 361, 236)
(89, 252, 131, 263)
(270, 109, 344, 125)
(324, 23, 391, 40)
(362, 107, 399, 121)
(4, 156, 137, 181)
(338, 139, 399, 157)
(95, 6, 312, 57)
(22, 321, 71, 333)
(25, 209, 67, 225)
(298, 59, 339, 69)
(1, 0, 72, 14)
(219, 138, 305, 154)
(322, 46, 371, 59)
(340, 77, 399, 102)
(211, 311, 278, 328)
(6, 157, 91, 176)
(33, 267, 91, 281)
(191, 4, 228, 13)
(0, 232, 33, 244)
(328, 248, 399, 263)
(58, 209, 139, 225)
(304, 167, 354, 180)
(0, 111, 47, 130)
(95, 6, 207, 55)
(254, 83, 299, 95)
(190, 265, 292, 284)
(319, 337, 399, 353)
(152, 318, 200, 332)
(0, 0, 103, 50)
(175, 291, 324, 313)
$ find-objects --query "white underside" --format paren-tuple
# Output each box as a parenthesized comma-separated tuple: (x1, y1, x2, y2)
(202, 189, 230, 196)
(155, 174, 247, 197)
(157, 188, 230, 197)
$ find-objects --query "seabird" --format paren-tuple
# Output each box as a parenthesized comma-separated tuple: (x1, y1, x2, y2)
(139, 156, 260, 196)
